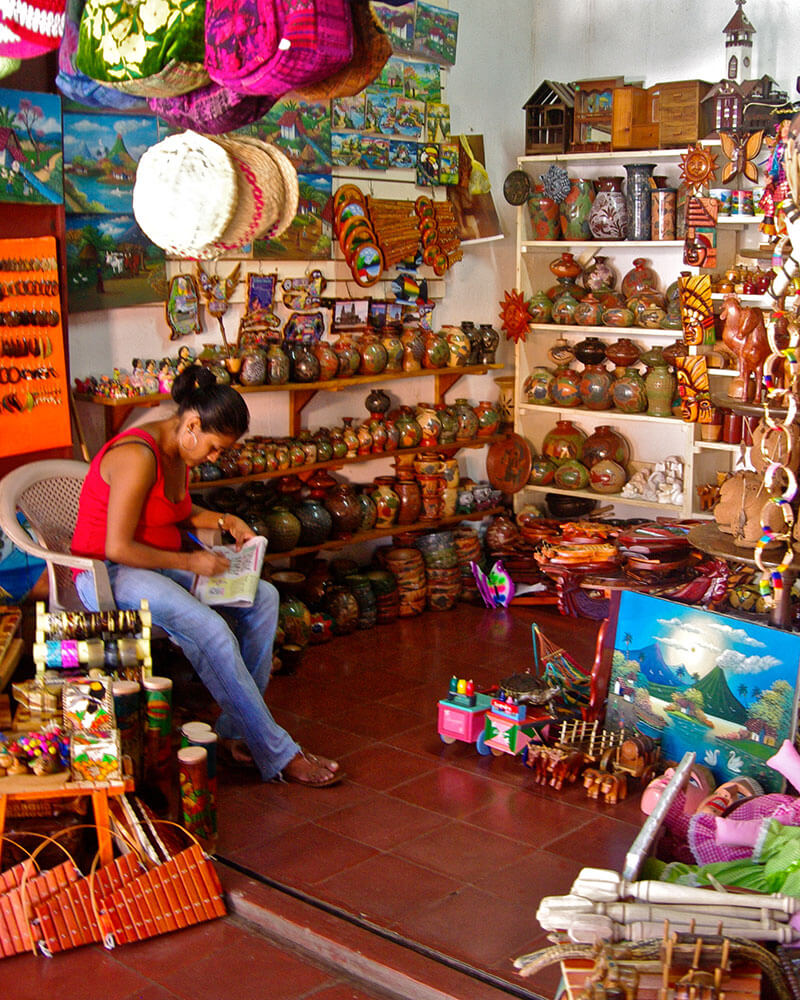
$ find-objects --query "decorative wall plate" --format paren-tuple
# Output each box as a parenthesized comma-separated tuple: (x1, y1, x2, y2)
(502, 169, 531, 205)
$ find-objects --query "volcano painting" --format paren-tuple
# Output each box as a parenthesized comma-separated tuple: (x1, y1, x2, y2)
(603, 591, 800, 793)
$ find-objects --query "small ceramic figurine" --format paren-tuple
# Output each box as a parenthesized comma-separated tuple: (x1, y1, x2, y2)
(719, 294, 769, 402)
(158, 359, 175, 394)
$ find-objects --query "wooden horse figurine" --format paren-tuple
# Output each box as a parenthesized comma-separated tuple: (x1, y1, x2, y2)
(719, 294, 769, 402)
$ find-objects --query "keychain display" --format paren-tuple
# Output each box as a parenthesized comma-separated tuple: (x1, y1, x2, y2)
(0, 235, 71, 457)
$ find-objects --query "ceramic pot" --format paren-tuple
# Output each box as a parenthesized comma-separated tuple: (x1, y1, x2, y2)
(322, 584, 359, 634)
(395, 478, 422, 524)
(474, 400, 501, 436)
(346, 573, 377, 629)
(355, 420, 373, 455)
(547, 275, 586, 303)
(602, 306, 635, 328)
(542, 419, 586, 465)
(435, 403, 459, 443)
(548, 335, 575, 366)
(661, 339, 687, 368)
(573, 336, 606, 366)
(523, 366, 555, 405)
(371, 477, 400, 526)
(422, 330, 450, 369)
(624, 163, 656, 241)
(365, 388, 391, 415)
(589, 458, 627, 493)
(583, 424, 630, 467)
(588, 177, 627, 240)
(328, 428, 347, 460)
(621, 257, 659, 299)
(582, 255, 617, 292)
(313, 340, 339, 382)
(341, 417, 359, 457)
(639, 305, 668, 329)
(263, 503, 302, 552)
(645, 361, 676, 418)
(443, 325, 471, 367)
(358, 332, 388, 375)
(554, 458, 590, 491)
(579, 364, 614, 410)
(239, 347, 267, 386)
(334, 333, 361, 377)
(278, 597, 312, 647)
(324, 483, 362, 538)
(551, 288, 581, 326)
(550, 366, 582, 407)
(549, 251, 582, 281)
(416, 403, 442, 447)
(265, 342, 290, 384)
(381, 329, 404, 372)
(611, 367, 647, 413)
(452, 398, 479, 440)
(401, 328, 425, 371)
(356, 490, 378, 531)
(290, 341, 321, 383)
(367, 416, 388, 453)
(295, 498, 333, 546)
(528, 454, 557, 485)
(528, 290, 553, 324)
(479, 324, 500, 364)
(560, 178, 595, 240)
(461, 321, 481, 364)
(605, 337, 640, 370)
(393, 406, 423, 448)
(651, 187, 676, 240)
(383, 417, 400, 452)
(527, 184, 561, 240)
(573, 293, 604, 327)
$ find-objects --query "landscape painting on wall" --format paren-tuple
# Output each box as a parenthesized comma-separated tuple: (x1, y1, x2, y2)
(0, 88, 63, 205)
(252, 174, 332, 260)
(63, 113, 158, 214)
(602, 591, 800, 793)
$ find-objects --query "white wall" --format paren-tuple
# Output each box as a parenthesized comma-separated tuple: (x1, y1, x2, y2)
(69, 0, 798, 472)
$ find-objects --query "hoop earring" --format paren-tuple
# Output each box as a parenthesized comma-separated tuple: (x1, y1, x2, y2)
(183, 429, 198, 450)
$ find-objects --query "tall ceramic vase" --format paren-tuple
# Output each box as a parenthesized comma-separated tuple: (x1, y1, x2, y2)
(624, 163, 656, 241)
(588, 177, 627, 240)
(560, 179, 595, 240)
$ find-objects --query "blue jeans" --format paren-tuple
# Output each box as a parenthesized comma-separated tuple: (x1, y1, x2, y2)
(75, 565, 299, 781)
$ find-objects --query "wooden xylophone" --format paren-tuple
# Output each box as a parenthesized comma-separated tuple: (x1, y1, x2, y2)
(0, 859, 81, 957)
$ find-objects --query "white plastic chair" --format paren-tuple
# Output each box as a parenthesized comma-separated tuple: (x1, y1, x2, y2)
(0, 459, 115, 611)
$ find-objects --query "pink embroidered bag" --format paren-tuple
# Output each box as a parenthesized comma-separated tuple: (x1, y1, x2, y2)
(205, 0, 353, 98)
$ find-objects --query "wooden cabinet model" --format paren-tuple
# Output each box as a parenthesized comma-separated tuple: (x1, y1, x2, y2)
(652, 80, 713, 147)
(572, 77, 625, 152)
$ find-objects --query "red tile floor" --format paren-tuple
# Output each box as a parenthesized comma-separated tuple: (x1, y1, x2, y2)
(3, 604, 651, 1000)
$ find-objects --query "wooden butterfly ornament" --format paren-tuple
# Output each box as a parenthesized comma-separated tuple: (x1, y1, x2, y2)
(719, 130, 764, 184)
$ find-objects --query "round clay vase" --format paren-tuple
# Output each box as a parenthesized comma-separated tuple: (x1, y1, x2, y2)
(443, 325, 471, 367)
(645, 360, 676, 418)
(328, 428, 347, 460)
(401, 328, 425, 371)
(523, 366, 555, 405)
(588, 177, 628, 240)
(367, 416, 388, 453)
(395, 478, 422, 524)
(579, 364, 614, 410)
(582, 255, 617, 292)
(291, 341, 321, 383)
(356, 420, 373, 455)
(423, 330, 450, 369)
(551, 288, 581, 326)
(560, 179, 595, 240)
(371, 476, 400, 526)
(474, 400, 501, 436)
(435, 403, 458, 443)
(624, 163, 657, 241)
(611, 367, 647, 413)
(573, 293, 604, 327)
(356, 490, 378, 531)
(452, 398, 479, 440)
(589, 458, 627, 493)
(358, 332, 388, 375)
(528, 290, 553, 324)
(322, 584, 359, 635)
(381, 329, 404, 372)
(527, 184, 560, 240)
(548, 335, 575, 366)
(341, 417, 359, 457)
(528, 454, 557, 485)
(416, 403, 442, 446)
(461, 321, 481, 364)
(265, 342, 290, 384)
(582, 424, 630, 468)
(478, 324, 500, 364)
(365, 388, 391, 416)
(278, 597, 312, 648)
(549, 251, 583, 281)
(542, 419, 586, 465)
(313, 340, 339, 382)
(295, 498, 333, 546)
(554, 458, 590, 491)
(605, 338, 640, 370)
(324, 483, 362, 538)
(621, 257, 659, 299)
(573, 336, 606, 366)
(239, 347, 267, 386)
(263, 503, 302, 553)
(602, 306, 635, 328)
(550, 366, 582, 408)
(334, 333, 361, 377)
(393, 406, 423, 448)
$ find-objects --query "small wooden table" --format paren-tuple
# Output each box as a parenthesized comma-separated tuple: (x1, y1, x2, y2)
(0, 772, 132, 868)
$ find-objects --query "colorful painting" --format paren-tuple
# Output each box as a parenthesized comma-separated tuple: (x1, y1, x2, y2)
(372, 0, 415, 52)
(0, 88, 63, 205)
(602, 591, 800, 794)
(63, 113, 156, 215)
(365, 91, 397, 135)
(253, 173, 332, 260)
(413, 1, 458, 65)
(332, 132, 389, 170)
(416, 142, 439, 186)
(237, 98, 331, 175)
(65, 213, 166, 312)
(426, 102, 450, 142)
(389, 139, 417, 168)
(331, 95, 365, 131)
(395, 97, 425, 139)
(375, 57, 441, 103)
(439, 140, 459, 185)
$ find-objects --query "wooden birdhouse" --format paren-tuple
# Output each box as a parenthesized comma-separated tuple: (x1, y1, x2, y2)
(523, 81, 574, 155)
(572, 76, 625, 152)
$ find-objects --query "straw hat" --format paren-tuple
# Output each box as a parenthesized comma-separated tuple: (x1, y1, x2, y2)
(232, 136, 299, 240)
(133, 131, 238, 258)
(207, 135, 284, 251)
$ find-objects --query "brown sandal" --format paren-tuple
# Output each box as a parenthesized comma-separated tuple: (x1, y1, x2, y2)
(280, 749, 343, 788)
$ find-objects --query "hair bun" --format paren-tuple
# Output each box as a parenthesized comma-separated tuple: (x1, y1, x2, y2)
(171, 363, 215, 404)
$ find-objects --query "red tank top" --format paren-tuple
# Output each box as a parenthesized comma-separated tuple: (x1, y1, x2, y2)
(71, 428, 192, 561)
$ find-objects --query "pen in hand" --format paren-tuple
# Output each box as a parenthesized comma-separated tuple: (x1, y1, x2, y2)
(186, 531, 216, 553)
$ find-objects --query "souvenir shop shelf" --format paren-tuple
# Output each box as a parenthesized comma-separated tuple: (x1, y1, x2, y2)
(74, 362, 503, 440)
(520, 483, 683, 515)
(262, 506, 505, 564)
(188, 434, 506, 491)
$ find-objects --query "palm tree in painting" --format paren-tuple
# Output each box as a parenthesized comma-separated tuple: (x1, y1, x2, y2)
(623, 633, 632, 662)
(738, 683, 748, 701)
(0, 104, 18, 129)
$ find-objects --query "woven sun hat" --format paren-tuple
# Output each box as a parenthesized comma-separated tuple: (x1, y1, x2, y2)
(231, 135, 299, 240)
(293, 0, 390, 101)
(148, 80, 276, 135)
(132, 130, 238, 258)
(206, 134, 285, 252)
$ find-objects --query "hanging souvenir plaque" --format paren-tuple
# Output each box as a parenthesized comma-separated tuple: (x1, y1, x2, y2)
(166, 274, 201, 339)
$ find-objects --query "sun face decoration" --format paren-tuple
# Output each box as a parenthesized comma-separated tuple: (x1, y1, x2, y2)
(679, 143, 719, 193)
(498, 288, 532, 344)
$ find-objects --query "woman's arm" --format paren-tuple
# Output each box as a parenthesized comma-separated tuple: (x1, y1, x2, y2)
(184, 505, 255, 551)
(103, 445, 229, 575)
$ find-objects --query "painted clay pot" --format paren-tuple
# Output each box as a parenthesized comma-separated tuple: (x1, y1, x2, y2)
(573, 336, 606, 366)
(452, 398, 479, 440)
(290, 341, 321, 383)
(239, 347, 267, 386)
(322, 584, 359, 634)
(295, 498, 333, 546)
(548, 335, 575, 366)
(589, 458, 627, 493)
(588, 177, 627, 240)
(460, 321, 481, 364)
(549, 251, 582, 281)
(393, 406, 423, 448)
(371, 477, 400, 526)
(528, 455, 557, 485)
(578, 364, 614, 410)
(422, 330, 450, 369)
(401, 328, 425, 371)
(553, 458, 590, 491)
(356, 490, 378, 531)
(559, 178, 595, 240)
(341, 417, 359, 457)
(395, 478, 422, 524)
(604, 337, 640, 370)
(415, 403, 442, 446)
(478, 324, 500, 364)
(265, 342, 290, 384)
(573, 293, 604, 327)
(621, 257, 659, 299)
(523, 366, 555, 405)
(443, 325, 471, 367)
(528, 290, 553, 324)
(527, 184, 561, 240)
(601, 307, 635, 328)
(313, 340, 339, 381)
(263, 503, 302, 552)
(542, 419, 586, 465)
(582, 425, 630, 467)
(474, 400, 501, 436)
(551, 288, 581, 325)
(355, 420, 373, 455)
(381, 329, 404, 372)
(334, 333, 361, 377)
(611, 367, 647, 413)
(645, 359, 676, 418)
(435, 403, 458, 443)
(367, 416, 387, 453)
(365, 388, 391, 415)
(324, 483, 363, 538)
(582, 254, 617, 292)
(550, 366, 582, 408)
(624, 163, 656, 240)
(358, 333, 388, 375)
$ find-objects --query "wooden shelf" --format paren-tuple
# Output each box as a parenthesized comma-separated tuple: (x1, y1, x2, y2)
(521, 483, 682, 513)
(693, 440, 743, 453)
(262, 506, 505, 562)
(517, 146, 703, 165)
(518, 402, 691, 427)
(74, 363, 504, 439)
(526, 322, 679, 338)
(521, 239, 684, 250)
(188, 435, 506, 491)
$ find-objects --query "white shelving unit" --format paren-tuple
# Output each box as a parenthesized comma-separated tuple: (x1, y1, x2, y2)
(512, 146, 766, 520)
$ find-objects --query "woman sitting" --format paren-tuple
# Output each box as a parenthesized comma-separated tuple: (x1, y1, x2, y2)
(71, 364, 340, 787)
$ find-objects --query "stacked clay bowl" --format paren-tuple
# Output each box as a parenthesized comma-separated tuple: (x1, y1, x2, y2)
(453, 527, 484, 603)
(383, 547, 426, 617)
(364, 568, 400, 624)
(415, 531, 462, 611)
